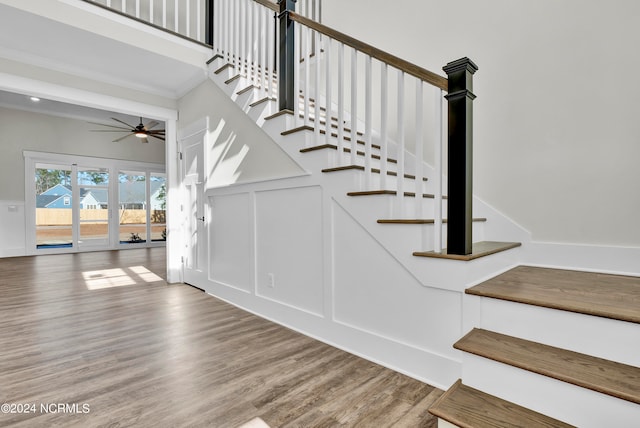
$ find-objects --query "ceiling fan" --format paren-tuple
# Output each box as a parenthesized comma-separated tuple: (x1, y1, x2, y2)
(90, 117, 165, 143)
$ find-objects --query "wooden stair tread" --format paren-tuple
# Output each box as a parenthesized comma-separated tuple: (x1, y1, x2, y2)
(347, 190, 436, 199)
(300, 145, 398, 164)
(378, 218, 486, 224)
(322, 165, 428, 181)
(455, 328, 640, 405)
(466, 266, 640, 324)
(429, 380, 575, 428)
(413, 241, 521, 261)
(283, 126, 373, 148)
(264, 109, 294, 121)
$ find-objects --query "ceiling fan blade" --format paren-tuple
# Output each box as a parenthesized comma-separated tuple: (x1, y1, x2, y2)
(87, 121, 132, 130)
(113, 132, 134, 143)
(90, 130, 132, 133)
(144, 120, 160, 130)
(148, 134, 166, 142)
(141, 137, 149, 144)
(110, 117, 137, 129)
(148, 130, 165, 135)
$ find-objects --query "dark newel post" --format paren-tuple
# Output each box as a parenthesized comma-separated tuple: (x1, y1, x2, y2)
(277, 0, 296, 111)
(205, 0, 214, 46)
(443, 57, 478, 256)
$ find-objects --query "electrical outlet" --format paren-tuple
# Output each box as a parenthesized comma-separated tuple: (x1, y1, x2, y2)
(267, 273, 275, 288)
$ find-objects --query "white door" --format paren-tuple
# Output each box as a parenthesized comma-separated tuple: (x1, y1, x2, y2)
(180, 129, 208, 286)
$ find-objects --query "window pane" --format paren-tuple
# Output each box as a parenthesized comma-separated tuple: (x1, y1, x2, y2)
(78, 168, 109, 186)
(119, 172, 147, 243)
(79, 167, 109, 246)
(150, 174, 166, 241)
(35, 166, 72, 249)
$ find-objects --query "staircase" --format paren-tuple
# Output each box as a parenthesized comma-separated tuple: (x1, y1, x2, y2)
(199, 2, 640, 426)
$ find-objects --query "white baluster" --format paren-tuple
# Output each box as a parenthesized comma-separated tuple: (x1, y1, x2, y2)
(162, 0, 167, 29)
(313, 31, 321, 147)
(324, 38, 332, 151)
(259, 7, 266, 97)
(303, 26, 310, 126)
(244, 1, 250, 81)
(150, 0, 154, 24)
(434, 88, 444, 253)
(196, 0, 201, 42)
(380, 63, 388, 189)
(269, 10, 277, 100)
(186, 0, 191, 38)
(350, 48, 357, 165)
(235, 0, 241, 73)
(225, 0, 231, 62)
(135, 0, 140, 18)
(396, 70, 405, 216)
(337, 43, 345, 166)
(293, 20, 300, 122)
(106, 0, 111, 8)
(414, 79, 424, 219)
(174, 0, 178, 33)
(122, 0, 127, 13)
(364, 55, 372, 189)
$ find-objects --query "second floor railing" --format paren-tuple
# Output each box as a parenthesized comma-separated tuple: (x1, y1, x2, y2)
(83, 0, 321, 47)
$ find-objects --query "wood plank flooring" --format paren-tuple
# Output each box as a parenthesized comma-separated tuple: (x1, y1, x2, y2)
(0, 249, 442, 427)
(466, 265, 640, 323)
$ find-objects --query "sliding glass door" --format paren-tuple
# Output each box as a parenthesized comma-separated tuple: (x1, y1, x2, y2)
(26, 151, 165, 255)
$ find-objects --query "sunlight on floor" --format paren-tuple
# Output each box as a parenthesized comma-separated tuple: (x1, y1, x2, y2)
(236, 417, 270, 428)
(82, 266, 163, 290)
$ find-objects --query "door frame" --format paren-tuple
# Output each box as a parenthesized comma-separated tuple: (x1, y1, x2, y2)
(177, 117, 209, 286)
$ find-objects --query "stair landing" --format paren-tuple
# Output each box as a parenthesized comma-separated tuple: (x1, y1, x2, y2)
(466, 266, 640, 324)
(413, 241, 521, 261)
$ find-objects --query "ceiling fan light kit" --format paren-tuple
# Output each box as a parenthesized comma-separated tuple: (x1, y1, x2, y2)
(90, 117, 166, 144)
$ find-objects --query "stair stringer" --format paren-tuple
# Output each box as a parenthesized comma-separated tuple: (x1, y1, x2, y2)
(200, 58, 538, 389)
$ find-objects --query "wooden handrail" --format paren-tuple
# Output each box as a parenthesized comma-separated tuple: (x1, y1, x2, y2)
(253, 0, 279, 12)
(289, 12, 448, 91)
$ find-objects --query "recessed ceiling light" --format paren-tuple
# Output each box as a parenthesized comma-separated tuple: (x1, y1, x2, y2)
(30, 96, 41, 102)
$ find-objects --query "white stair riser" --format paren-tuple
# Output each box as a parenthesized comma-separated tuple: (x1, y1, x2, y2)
(462, 353, 640, 428)
(374, 222, 486, 253)
(472, 297, 640, 367)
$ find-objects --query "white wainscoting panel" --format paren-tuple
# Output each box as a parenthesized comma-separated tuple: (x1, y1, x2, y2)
(255, 186, 325, 317)
(209, 193, 253, 292)
(332, 201, 462, 360)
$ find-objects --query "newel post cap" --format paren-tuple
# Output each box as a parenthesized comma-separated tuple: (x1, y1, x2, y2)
(443, 57, 479, 76)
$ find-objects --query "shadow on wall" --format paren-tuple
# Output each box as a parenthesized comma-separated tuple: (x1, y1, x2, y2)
(207, 118, 249, 187)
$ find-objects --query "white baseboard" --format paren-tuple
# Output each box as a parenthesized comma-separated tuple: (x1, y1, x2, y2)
(523, 241, 640, 277)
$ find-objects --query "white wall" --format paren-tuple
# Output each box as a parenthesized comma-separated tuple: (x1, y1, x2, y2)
(178, 79, 305, 185)
(321, 0, 640, 247)
(0, 107, 165, 200)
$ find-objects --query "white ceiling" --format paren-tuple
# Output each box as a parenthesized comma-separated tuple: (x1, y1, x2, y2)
(0, 2, 208, 98)
(0, 89, 154, 126)
(0, 1, 210, 127)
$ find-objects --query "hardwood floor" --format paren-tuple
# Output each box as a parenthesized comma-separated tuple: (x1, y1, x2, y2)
(0, 249, 442, 427)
